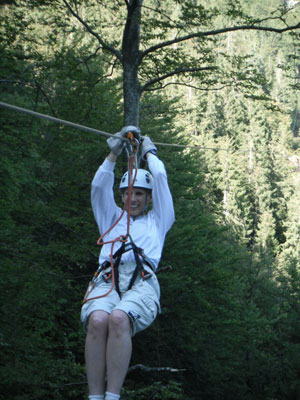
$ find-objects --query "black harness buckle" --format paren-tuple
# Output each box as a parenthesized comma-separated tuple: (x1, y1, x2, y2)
(101, 238, 154, 297)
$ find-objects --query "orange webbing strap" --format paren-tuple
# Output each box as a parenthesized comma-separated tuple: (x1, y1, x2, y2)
(82, 132, 140, 304)
(82, 236, 126, 304)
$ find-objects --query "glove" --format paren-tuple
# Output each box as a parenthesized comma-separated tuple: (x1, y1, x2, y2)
(141, 136, 157, 160)
(107, 126, 141, 156)
(107, 131, 127, 156)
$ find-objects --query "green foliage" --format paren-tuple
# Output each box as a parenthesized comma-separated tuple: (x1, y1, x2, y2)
(1, 1, 300, 400)
(122, 380, 184, 400)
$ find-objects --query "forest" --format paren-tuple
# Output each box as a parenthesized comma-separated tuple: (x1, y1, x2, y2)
(1, 1, 300, 399)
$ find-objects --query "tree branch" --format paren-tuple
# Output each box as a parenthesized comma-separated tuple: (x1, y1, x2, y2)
(62, 0, 122, 61)
(141, 4, 176, 25)
(156, 265, 173, 274)
(92, 57, 120, 87)
(139, 20, 300, 61)
(55, 363, 186, 388)
(141, 66, 216, 93)
(128, 364, 186, 373)
(145, 81, 236, 92)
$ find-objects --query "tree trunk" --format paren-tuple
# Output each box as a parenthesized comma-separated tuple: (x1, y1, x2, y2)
(122, 0, 143, 126)
(123, 63, 140, 125)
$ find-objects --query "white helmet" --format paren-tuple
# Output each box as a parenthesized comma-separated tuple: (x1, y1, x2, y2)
(119, 169, 153, 190)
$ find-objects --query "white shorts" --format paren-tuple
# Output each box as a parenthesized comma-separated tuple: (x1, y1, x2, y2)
(80, 262, 160, 336)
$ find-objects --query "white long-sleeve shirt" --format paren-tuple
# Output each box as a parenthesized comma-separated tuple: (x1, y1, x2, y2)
(91, 154, 175, 270)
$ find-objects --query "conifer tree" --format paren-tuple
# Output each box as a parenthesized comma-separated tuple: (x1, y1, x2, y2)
(2, 1, 300, 399)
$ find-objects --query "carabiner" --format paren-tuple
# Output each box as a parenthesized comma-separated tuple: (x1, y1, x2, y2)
(126, 131, 140, 155)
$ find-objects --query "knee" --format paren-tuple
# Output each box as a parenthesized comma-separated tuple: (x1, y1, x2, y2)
(87, 311, 109, 337)
(109, 310, 131, 337)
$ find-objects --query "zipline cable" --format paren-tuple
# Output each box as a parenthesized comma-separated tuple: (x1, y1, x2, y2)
(2, 101, 297, 161)
(0, 101, 118, 140)
(0, 101, 228, 151)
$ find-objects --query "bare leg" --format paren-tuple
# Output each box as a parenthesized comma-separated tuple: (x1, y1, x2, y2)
(85, 311, 109, 395)
(106, 310, 132, 394)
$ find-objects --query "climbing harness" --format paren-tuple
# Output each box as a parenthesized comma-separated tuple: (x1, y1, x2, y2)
(82, 130, 153, 304)
(85, 235, 154, 301)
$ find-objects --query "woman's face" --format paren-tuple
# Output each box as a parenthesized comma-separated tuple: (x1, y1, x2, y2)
(121, 187, 152, 217)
